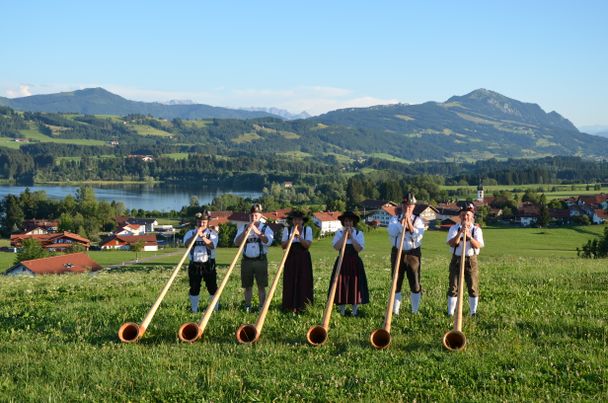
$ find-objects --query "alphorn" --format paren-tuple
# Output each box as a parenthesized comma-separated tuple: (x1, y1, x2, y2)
(442, 228, 468, 351)
(235, 226, 298, 344)
(370, 220, 408, 349)
(178, 224, 253, 343)
(306, 230, 349, 346)
(117, 227, 200, 343)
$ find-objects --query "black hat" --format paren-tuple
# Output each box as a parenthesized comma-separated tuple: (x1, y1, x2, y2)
(338, 211, 360, 225)
(459, 202, 475, 213)
(287, 210, 308, 222)
(402, 192, 417, 205)
(250, 203, 263, 213)
(195, 210, 211, 221)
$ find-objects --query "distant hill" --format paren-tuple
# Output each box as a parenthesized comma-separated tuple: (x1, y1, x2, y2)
(0, 88, 282, 120)
(310, 89, 608, 160)
(2, 88, 608, 161)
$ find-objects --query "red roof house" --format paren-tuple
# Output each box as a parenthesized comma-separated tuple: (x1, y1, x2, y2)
(5, 253, 102, 276)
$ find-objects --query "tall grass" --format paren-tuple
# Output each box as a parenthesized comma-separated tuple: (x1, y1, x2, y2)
(0, 227, 607, 400)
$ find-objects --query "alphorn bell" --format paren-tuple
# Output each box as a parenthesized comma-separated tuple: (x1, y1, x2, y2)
(442, 228, 468, 351)
(235, 226, 298, 344)
(306, 230, 349, 346)
(177, 224, 253, 343)
(118, 226, 201, 343)
(370, 220, 408, 349)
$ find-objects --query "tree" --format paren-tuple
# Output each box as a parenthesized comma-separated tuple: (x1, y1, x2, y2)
(537, 194, 550, 227)
(217, 223, 237, 247)
(15, 238, 49, 264)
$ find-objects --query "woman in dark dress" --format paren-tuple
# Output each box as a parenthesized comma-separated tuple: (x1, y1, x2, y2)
(331, 211, 368, 316)
(281, 210, 314, 312)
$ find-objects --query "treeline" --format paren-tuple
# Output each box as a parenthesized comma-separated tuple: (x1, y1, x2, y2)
(360, 156, 608, 185)
(0, 187, 125, 240)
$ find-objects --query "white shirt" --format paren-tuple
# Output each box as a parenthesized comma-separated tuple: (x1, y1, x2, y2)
(183, 228, 218, 262)
(234, 221, 274, 258)
(447, 224, 484, 256)
(332, 228, 365, 251)
(281, 226, 313, 244)
(387, 214, 425, 250)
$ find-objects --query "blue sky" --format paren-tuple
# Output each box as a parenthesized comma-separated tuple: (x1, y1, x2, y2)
(1, 1, 607, 126)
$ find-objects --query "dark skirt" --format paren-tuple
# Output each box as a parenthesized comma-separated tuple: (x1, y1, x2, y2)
(282, 243, 314, 311)
(331, 245, 369, 305)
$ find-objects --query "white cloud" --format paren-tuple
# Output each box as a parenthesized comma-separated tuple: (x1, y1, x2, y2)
(5, 84, 32, 97)
(1, 82, 404, 115)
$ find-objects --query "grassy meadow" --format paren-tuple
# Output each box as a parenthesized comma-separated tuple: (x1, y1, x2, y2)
(1, 227, 607, 400)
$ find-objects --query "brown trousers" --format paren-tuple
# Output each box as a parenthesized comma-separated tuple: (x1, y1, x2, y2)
(448, 255, 479, 297)
(390, 247, 421, 293)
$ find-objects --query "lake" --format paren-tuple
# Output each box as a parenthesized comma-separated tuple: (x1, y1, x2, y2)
(0, 184, 262, 212)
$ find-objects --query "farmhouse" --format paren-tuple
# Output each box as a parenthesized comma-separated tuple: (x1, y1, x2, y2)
(5, 253, 102, 276)
(313, 211, 342, 236)
(114, 223, 145, 236)
(10, 231, 91, 251)
(21, 219, 59, 234)
(99, 234, 158, 251)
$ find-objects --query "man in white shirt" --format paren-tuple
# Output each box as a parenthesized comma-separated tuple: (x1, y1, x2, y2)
(234, 203, 274, 312)
(446, 203, 485, 317)
(387, 193, 425, 314)
(183, 210, 219, 313)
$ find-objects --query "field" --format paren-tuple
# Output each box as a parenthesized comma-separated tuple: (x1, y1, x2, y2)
(443, 183, 607, 201)
(1, 227, 607, 400)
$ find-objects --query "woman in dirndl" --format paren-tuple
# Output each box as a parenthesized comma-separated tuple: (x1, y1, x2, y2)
(331, 211, 369, 316)
(281, 210, 314, 312)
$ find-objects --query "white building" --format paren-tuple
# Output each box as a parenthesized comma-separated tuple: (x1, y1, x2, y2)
(312, 211, 342, 236)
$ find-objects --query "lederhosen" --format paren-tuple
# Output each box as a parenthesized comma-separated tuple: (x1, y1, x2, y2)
(188, 230, 217, 296)
(390, 214, 422, 293)
(282, 226, 313, 311)
(331, 230, 369, 305)
(241, 223, 269, 288)
(448, 226, 479, 298)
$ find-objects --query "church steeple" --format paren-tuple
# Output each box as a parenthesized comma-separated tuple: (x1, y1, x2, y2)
(476, 181, 484, 202)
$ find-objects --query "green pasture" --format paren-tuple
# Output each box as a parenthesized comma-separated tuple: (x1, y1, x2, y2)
(161, 152, 189, 160)
(443, 183, 607, 201)
(18, 127, 107, 146)
(0, 227, 607, 400)
(0, 137, 22, 150)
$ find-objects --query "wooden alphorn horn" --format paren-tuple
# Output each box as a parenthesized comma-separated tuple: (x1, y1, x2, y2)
(306, 229, 349, 346)
(235, 226, 298, 344)
(177, 224, 254, 343)
(118, 227, 200, 343)
(442, 228, 468, 351)
(370, 220, 408, 349)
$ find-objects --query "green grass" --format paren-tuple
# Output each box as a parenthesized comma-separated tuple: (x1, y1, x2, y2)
(443, 183, 607, 201)
(0, 227, 607, 400)
(161, 152, 189, 160)
(18, 127, 107, 146)
(369, 152, 411, 163)
(0, 137, 22, 149)
(129, 124, 173, 137)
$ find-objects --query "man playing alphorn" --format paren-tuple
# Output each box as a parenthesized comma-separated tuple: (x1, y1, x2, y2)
(234, 203, 274, 313)
(446, 202, 485, 316)
(387, 192, 425, 315)
(183, 210, 219, 312)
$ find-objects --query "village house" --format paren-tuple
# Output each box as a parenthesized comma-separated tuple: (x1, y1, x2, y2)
(5, 253, 102, 276)
(592, 209, 608, 224)
(116, 217, 158, 233)
(365, 203, 438, 228)
(518, 202, 540, 227)
(10, 231, 91, 252)
(99, 234, 158, 251)
(21, 219, 60, 235)
(312, 211, 342, 236)
(114, 223, 145, 236)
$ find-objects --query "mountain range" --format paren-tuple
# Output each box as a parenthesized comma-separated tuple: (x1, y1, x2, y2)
(0, 88, 281, 120)
(2, 87, 608, 160)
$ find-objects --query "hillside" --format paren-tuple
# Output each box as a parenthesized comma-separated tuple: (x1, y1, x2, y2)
(2, 88, 608, 162)
(0, 88, 281, 120)
(312, 89, 608, 160)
